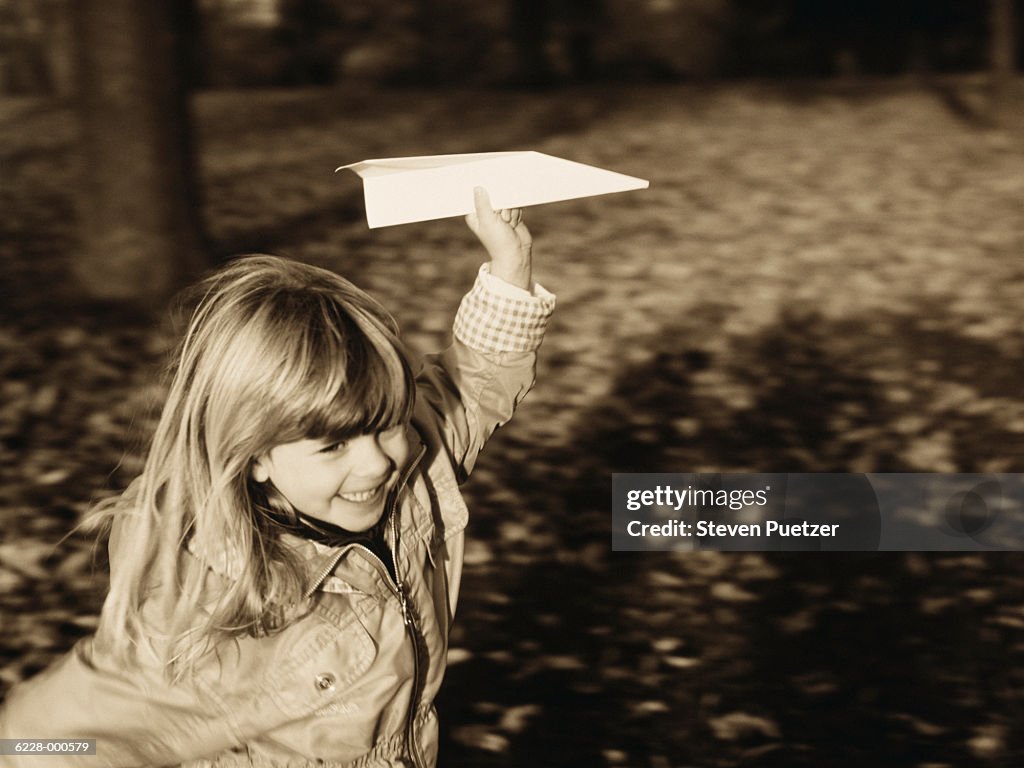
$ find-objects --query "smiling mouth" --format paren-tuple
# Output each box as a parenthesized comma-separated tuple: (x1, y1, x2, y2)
(337, 484, 385, 503)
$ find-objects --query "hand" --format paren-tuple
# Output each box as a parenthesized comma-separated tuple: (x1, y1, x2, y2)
(465, 186, 532, 291)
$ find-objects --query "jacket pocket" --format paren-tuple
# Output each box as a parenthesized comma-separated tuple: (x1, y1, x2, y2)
(270, 606, 377, 722)
(193, 602, 378, 735)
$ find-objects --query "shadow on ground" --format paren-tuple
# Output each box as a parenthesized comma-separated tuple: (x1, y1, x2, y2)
(440, 309, 1024, 767)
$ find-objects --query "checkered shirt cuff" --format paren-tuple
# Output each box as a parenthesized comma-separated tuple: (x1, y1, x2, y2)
(453, 264, 556, 353)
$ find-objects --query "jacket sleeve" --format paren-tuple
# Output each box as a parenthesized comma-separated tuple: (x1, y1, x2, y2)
(0, 522, 373, 768)
(414, 264, 556, 481)
(1, 518, 244, 768)
(0, 633, 238, 768)
(0, 598, 374, 768)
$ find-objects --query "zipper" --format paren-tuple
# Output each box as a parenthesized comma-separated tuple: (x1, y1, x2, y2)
(346, 533, 424, 767)
(346, 540, 423, 768)
(389, 508, 427, 768)
(303, 442, 428, 766)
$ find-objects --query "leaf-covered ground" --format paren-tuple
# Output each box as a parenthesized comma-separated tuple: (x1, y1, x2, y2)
(2, 80, 1024, 766)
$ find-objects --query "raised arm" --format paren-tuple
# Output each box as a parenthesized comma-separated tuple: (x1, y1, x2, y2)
(414, 188, 555, 479)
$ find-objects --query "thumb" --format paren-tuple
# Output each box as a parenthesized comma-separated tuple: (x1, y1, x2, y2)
(473, 186, 494, 218)
(465, 186, 496, 235)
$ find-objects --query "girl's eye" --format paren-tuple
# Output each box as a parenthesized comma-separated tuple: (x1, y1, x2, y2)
(319, 440, 347, 454)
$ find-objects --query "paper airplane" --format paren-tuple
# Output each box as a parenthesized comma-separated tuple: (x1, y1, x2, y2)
(336, 151, 649, 228)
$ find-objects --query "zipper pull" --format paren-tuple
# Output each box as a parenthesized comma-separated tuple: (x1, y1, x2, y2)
(397, 581, 413, 627)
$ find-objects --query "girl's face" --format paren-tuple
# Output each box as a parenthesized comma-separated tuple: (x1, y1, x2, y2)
(253, 424, 411, 532)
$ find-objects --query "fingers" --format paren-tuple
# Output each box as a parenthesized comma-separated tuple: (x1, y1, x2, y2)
(497, 208, 523, 227)
(465, 186, 533, 276)
(472, 186, 522, 228)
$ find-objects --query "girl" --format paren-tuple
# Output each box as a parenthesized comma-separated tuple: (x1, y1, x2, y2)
(0, 188, 555, 767)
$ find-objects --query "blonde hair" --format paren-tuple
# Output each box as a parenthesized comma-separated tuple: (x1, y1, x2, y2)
(90, 255, 415, 677)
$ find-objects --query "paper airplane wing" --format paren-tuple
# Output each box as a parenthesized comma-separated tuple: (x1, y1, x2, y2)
(336, 151, 649, 228)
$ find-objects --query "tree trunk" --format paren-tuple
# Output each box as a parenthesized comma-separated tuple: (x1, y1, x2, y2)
(990, 0, 1016, 120)
(415, 0, 438, 85)
(509, 0, 553, 87)
(74, 0, 207, 304)
(40, 0, 76, 98)
(564, 0, 604, 82)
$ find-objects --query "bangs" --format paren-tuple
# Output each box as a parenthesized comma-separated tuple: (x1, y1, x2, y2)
(278, 293, 415, 445)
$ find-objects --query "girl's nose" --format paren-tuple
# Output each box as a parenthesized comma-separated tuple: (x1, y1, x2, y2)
(349, 433, 393, 479)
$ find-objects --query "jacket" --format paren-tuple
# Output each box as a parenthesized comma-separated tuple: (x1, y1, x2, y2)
(0, 268, 555, 767)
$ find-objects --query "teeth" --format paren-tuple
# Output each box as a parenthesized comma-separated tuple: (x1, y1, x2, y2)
(339, 486, 379, 502)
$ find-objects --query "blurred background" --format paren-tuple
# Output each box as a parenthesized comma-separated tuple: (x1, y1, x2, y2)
(1, 1, 1023, 766)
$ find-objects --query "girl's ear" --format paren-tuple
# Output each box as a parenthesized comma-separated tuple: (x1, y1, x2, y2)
(251, 456, 271, 484)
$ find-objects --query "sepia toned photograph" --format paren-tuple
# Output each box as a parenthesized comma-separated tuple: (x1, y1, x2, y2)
(1, 1, 1022, 766)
